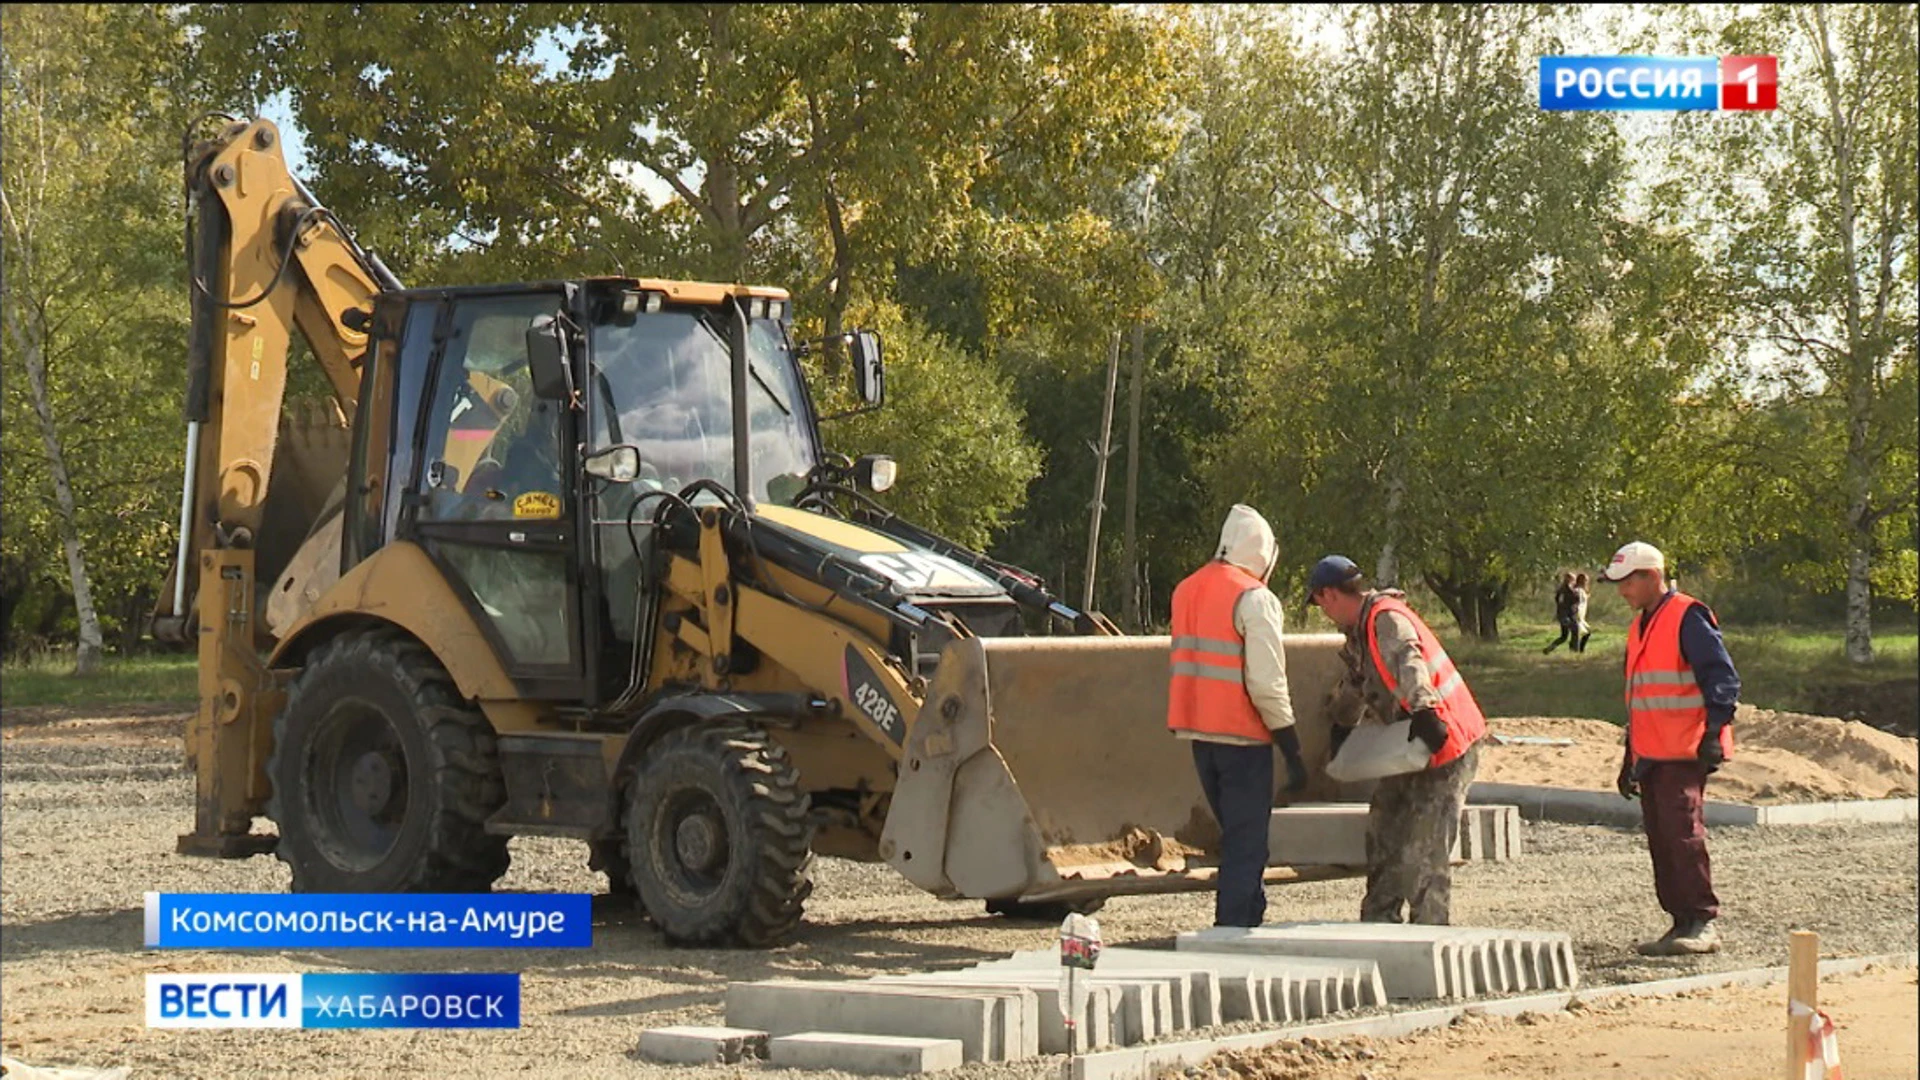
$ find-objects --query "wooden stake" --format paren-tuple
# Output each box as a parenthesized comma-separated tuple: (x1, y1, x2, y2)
(1786, 929, 1819, 1079)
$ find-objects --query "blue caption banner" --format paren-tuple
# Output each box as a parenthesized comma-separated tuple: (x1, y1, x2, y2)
(1539, 56, 1718, 111)
(146, 972, 520, 1028)
(145, 892, 592, 949)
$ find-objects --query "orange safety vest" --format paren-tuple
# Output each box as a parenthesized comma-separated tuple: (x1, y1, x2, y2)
(1167, 561, 1271, 743)
(1625, 591, 1735, 763)
(1363, 596, 1487, 769)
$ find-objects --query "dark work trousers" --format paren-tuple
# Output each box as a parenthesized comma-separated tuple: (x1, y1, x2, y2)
(1191, 740, 1275, 927)
(1361, 741, 1481, 925)
(1639, 761, 1721, 923)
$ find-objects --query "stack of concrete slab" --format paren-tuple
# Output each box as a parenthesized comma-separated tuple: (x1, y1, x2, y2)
(1267, 803, 1521, 867)
(1177, 923, 1577, 1001)
(640, 948, 1393, 1072)
(974, 947, 1386, 1026)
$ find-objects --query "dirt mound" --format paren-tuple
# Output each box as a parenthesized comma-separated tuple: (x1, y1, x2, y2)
(1480, 707, 1918, 804)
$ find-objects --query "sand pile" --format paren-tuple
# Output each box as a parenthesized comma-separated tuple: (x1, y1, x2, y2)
(1480, 705, 1918, 804)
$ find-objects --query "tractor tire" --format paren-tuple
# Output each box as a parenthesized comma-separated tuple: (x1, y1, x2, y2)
(985, 897, 1107, 922)
(267, 628, 510, 892)
(623, 720, 814, 947)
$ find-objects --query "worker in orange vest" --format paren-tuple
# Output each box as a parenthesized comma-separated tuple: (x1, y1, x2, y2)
(1310, 555, 1487, 925)
(1168, 505, 1309, 928)
(1601, 541, 1740, 956)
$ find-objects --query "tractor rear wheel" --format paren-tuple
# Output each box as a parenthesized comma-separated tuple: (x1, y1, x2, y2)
(623, 721, 813, 946)
(268, 628, 510, 892)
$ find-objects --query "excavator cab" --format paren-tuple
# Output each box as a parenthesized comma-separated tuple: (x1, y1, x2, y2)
(337, 280, 822, 705)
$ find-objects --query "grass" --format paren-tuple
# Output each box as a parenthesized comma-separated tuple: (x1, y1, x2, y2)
(0, 651, 197, 711)
(1447, 617, 1920, 722)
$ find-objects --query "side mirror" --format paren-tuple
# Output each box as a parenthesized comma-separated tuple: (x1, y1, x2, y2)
(583, 444, 641, 483)
(526, 313, 576, 401)
(851, 330, 884, 407)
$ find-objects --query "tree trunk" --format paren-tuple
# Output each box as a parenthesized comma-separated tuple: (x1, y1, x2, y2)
(1376, 465, 1405, 588)
(1811, 4, 1876, 665)
(1120, 319, 1146, 632)
(7, 308, 105, 674)
(1473, 581, 1503, 643)
(1082, 333, 1121, 612)
(1422, 570, 1474, 639)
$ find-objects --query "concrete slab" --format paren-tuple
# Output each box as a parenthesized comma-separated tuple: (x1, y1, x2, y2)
(1471, 783, 1917, 828)
(1266, 806, 1368, 866)
(726, 981, 1032, 1063)
(872, 973, 1117, 1054)
(989, 948, 1388, 1020)
(1750, 797, 1918, 824)
(1062, 950, 1919, 1080)
(965, 962, 1180, 1043)
(1180, 927, 1456, 1000)
(1259, 921, 1578, 992)
(768, 1032, 965, 1076)
(637, 1025, 768, 1065)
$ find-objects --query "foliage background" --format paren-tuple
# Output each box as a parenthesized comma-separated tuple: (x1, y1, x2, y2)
(2, 3, 1914, 670)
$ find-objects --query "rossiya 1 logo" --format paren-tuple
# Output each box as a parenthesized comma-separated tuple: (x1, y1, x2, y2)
(1538, 55, 1777, 111)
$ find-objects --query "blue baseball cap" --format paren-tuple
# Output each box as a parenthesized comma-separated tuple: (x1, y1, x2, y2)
(1305, 555, 1364, 605)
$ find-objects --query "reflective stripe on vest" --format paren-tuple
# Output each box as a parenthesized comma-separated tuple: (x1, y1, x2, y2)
(1363, 596, 1488, 769)
(1167, 561, 1270, 742)
(1625, 592, 1734, 762)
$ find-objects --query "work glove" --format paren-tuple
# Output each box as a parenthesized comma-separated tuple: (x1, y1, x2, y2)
(1406, 707, 1448, 756)
(1328, 722, 1353, 757)
(1616, 752, 1638, 800)
(1273, 726, 1309, 794)
(1697, 726, 1727, 773)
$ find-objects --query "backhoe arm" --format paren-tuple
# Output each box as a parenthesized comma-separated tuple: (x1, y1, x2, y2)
(154, 118, 396, 637)
(156, 117, 398, 856)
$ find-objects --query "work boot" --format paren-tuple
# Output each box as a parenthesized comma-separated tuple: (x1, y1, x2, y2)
(1633, 920, 1684, 956)
(1671, 919, 1721, 954)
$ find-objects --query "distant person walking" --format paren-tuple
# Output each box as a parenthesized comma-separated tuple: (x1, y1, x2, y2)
(1571, 571, 1593, 653)
(1601, 541, 1740, 956)
(1543, 571, 1578, 653)
(1311, 555, 1487, 925)
(1168, 505, 1309, 928)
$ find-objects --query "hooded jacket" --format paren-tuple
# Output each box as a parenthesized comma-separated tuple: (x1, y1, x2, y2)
(1175, 505, 1297, 745)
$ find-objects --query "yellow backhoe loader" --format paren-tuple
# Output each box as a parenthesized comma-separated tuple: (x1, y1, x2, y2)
(153, 115, 1359, 946)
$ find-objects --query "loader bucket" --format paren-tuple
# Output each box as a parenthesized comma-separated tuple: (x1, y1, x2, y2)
(257, 404, 351, 640)
(880, 634, 1363, 905)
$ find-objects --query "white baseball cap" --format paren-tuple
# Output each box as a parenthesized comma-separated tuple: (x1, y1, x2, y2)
(1601, 541, 1665, 582)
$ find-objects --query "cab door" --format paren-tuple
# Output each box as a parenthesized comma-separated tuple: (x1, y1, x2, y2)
(400, 291, 585, 698)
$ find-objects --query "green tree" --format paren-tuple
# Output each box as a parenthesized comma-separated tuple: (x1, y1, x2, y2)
(1207, 4, 1658, 641)
(2, 4, 195, 667)
(828, 301, 1041, 549)
(192, 3, 1181, 578)
(1660, 3, 1918, 662)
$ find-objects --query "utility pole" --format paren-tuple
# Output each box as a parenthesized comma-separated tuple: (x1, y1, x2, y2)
(1082, 331, 1122, 612)
(1121, 172, 1156, 633)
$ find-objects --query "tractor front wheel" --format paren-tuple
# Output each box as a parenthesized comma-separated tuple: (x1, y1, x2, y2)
(623, 721, 814, 946)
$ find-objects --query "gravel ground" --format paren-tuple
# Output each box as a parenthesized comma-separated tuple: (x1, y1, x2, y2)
(2, 706, 1915, 1079)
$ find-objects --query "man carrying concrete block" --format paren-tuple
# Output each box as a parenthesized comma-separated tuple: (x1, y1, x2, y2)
(1308, 555, 1488, 926)
(1167, 505, 1310, 928)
